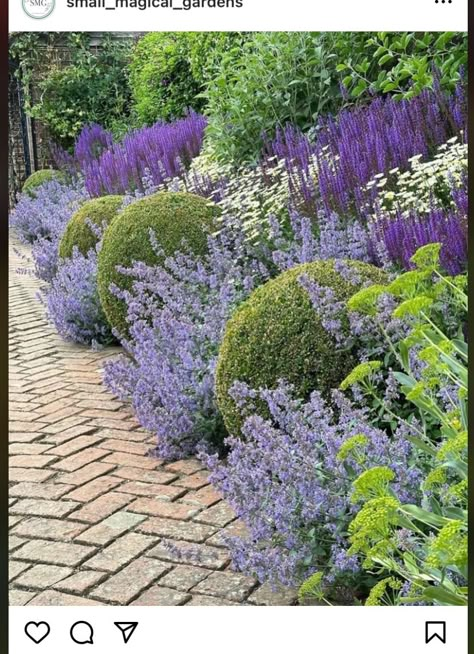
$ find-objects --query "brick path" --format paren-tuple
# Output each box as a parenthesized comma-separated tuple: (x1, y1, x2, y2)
(9, 238, 296, 607)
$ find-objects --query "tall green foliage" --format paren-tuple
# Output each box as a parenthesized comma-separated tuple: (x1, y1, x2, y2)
(336, 32, 467, 100)
(204, 32, 344, 165)
(341, 244, 468, 606)
(129, 32, 247, 126)
(11, 33, 134, 148)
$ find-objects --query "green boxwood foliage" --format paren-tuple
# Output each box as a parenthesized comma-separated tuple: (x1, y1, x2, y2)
(97, 192, 220, 336)
(215, 260, 387, 436)
(22, 170, 63, 197)
(59, 195, 123, 260)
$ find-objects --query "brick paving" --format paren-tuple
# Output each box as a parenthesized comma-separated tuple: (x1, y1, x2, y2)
(9, 238, 297, 606)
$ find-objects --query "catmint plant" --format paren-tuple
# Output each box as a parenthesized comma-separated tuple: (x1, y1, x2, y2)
(103, 219, 269, 460)
(42, 243, 113, 346)
(204, 381, 421, 595)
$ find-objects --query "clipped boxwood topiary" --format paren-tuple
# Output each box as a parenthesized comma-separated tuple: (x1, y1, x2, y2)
(97, 191, 220, 336)
(22, 170, 63, 197)
(59, 195, 124, 260)
(215, 259, 387, 437)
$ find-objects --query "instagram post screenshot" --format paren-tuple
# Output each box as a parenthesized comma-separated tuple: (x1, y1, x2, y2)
(4, 1, 469, 652)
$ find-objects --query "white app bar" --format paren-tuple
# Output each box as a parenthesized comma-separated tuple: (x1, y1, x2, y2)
(10, 0, 468, 32)
(10, 605, 468, 654)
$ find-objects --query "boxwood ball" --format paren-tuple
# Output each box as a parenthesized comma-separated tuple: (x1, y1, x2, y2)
(59, 195, 123, 260)
(22, 169, 64, 198)
(97, 191, 220, 337)
(215, 259, 387, 437)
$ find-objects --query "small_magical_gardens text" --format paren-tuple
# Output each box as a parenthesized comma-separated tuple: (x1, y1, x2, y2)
(66, 0, 244, 9)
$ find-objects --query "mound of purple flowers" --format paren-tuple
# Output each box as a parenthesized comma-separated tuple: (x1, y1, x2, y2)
(103, 222, 269, 460)
(371, 187, 468, 275)
(9, 179, 87, 245)
(103, 209, 382, 460)
(10, 179, 89, 282)
(43, 244, 113, 346)
(205, 381, 421, 590)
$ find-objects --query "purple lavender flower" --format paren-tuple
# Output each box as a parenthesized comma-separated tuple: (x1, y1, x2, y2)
(83, 112, 207, 197)
(42, 244, 113, 346)
(269, 210, 372, 272)
(74, 123, 114, 168)
(204, 381, 421, 588)
(10, 179, 89, 282)
(10, 179, 87, 245)
(371, 206, 467, 275)
(263, 82, 466, 219)
(103, 218, 269, 460)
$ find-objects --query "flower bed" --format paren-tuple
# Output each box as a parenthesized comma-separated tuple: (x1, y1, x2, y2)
(9, 33, 468, 607)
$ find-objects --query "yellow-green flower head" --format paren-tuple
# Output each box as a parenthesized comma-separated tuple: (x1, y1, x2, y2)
(436, 431, 468, 461)
(426, 520, 467, 569)
(365, 577, 402, 606)
(349, 496, 400, 554)
(445, 480, 468, 503)
(347, 284, 388, 315)
(336, 434, 369, 462)
(387, 270, 431, 297)
(393, 295, 433, 319)
(340, 361, 382, 391)
(423, 467, 447, 490)
(419, 345, 440, 364)
(298, 571, 325, 603)
(406, 381, 427, 402)
(410, 243, 442, 270)
(351, 466, 395, 502)
(453, 274, 467, 292)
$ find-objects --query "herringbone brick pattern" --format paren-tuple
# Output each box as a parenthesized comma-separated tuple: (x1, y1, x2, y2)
(9, 238, 296, 606)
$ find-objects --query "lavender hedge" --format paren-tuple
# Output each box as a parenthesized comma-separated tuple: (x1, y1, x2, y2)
(83, 112, 207, 197)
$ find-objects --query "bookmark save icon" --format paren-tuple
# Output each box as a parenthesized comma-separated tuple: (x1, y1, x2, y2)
(114, 622, 139, 644)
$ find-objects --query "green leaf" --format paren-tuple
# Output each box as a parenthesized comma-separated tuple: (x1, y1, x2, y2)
(422, 586, 466, 606)
(392, 372, 416, 388)
(379, 54, 394, 66)
(402, 505, 450, 528)
(352, 80, 367, 97)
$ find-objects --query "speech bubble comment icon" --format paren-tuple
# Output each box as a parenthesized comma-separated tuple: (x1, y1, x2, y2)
(70, 621, 94, 645)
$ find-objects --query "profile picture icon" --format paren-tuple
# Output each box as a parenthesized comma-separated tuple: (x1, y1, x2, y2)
(22, 0, 56, 20)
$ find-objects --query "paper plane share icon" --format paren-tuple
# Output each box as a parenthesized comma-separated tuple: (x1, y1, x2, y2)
(114, 622, 139, 644)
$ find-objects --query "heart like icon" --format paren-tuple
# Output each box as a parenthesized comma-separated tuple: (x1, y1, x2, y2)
(24, 621, 51, 645)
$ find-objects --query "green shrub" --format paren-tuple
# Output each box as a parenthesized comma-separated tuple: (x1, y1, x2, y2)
(59, 195, 123, 260)
(129, 33, 202, 125)
(29, 34, 133, 148)
(22, 170, 63, 197)
(336, 32, 467, 101)
(129, 32, 248, 126)
(97, 192, 220, 336)
(187, 32, 249, 88)
(203, 32, 344, 165)
(341, 244, 467, 606)
(215, 259, 387, 436)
